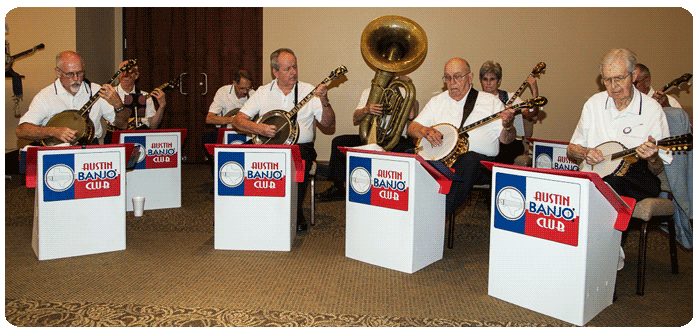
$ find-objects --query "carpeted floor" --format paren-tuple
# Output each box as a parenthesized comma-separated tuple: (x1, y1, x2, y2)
(4, 163, 693, 327)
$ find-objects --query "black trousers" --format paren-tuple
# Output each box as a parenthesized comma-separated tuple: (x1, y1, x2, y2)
(446, 151, 495, 215)
(296, 142, 317, 220)
(603, 160, 661, 202)
(494, 139, 524, 165)
(326, 134, 415, 186)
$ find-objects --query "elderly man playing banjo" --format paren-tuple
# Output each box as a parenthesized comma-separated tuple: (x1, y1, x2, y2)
(408, 57, 516, 217)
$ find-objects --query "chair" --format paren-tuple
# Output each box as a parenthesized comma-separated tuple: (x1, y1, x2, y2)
(630, 170, 678, 296)
(446, 184, 490, 249)
(309, 161, 317, 226)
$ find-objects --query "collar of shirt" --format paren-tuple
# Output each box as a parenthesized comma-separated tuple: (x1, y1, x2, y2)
(54, 78, 89, 98)
(605, 86, 642, 118)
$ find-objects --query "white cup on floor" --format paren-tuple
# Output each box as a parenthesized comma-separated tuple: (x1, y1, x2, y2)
(132, 196, 146, 217)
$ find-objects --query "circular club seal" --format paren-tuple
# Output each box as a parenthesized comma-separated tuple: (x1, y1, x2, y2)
(229, 139, 245, 145)
(349, 166, 371, 195)
(44, 164, 75, 192)
(496, 186, 526, 220)
(219, 161, 244, 188)
(135, 143, 147, 163)
(535, 153, 553, 169)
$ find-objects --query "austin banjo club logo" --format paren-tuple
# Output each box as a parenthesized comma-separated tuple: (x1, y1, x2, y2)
(43, 152, 121, 202)
(348, 156, 409, 211)
(122, 135, 178, 170)
(534, 145, 579, 171)
(494, 172, 580, 247)
(217, 151, 286, 197)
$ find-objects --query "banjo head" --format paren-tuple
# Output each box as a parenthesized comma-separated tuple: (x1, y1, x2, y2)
(252, 110, 297, 145)
(43, 110, 90, 146)
(417, 123, 460, 161)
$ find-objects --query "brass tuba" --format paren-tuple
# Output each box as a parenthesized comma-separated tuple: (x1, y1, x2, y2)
(359, 15, 427, 151)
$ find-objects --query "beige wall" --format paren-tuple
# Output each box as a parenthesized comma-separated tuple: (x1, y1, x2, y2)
(4, 7, 122, 151)
(263, 7, 693, 162)
(5, 7, 693, 159)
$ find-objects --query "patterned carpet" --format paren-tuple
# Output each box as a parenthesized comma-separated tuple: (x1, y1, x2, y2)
(4, 163, 693, 327)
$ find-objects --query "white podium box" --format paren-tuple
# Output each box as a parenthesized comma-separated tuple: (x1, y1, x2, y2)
(217, 127, 249, 144)
(206, 144, 305, 251)
(113, 129, 187, 211)
(483, 162, 636, 326)
(530, 137, 579, 171)
(342, 148, 453, 274)
(27, 144, 135, 260)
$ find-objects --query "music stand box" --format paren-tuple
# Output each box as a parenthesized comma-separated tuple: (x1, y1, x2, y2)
(30, 145, 131, 260)
(217, 127, 249, 145)
(484, 162, 634, 326)
(530, 138, 579, 171)
(208, 144, 304, 251)
(114, 129, 186, 211)
(343, 148, 452, 274)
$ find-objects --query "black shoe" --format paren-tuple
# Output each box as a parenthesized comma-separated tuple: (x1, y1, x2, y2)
(297, 215, 308, 232)
(316, 185, 345, 202)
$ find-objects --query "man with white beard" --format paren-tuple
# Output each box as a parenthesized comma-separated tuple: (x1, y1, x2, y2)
(16, 51, 129, 144)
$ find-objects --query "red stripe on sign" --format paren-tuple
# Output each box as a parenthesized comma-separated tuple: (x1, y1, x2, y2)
(244, 178, 285, 197)
(74, 176, 121, 199)
(371, 188, 409, 211)
(145, 154, 178, 169)
(524, 212, 579, 246)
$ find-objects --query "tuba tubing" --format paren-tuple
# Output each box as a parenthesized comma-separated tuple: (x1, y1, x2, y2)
(358, 15, 427, 151)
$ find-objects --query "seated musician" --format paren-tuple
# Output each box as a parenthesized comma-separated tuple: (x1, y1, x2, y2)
(16, 51, 128, 144)
(316, 75, 419, 202)
(231, 48, 336, 232)
(633, 63, 682, 108)
(479, 61, 540, 166)
(566, 48, 671, 269)
(104, 60, 167, 143)
(407, 57, 515, 217)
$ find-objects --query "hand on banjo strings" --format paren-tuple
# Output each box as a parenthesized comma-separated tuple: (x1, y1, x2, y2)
(53, 126, 78, 143)
(423, 126, 443, 147)
(98, 84, 123, 108)
(259, 123, 278, 138)
(584, 147, 604, 165)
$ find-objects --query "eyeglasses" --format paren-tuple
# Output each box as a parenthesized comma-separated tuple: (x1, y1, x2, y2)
(57, 68, 85, 78)
(601, 72, 631, 86)
(442, 72, 469, 83)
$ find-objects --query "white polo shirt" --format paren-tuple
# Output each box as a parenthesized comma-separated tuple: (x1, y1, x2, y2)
(239, 79, 323, 144)
(20, 79, 116, 138)
(570, 87, 672, 164)
(208, 84, 255, 128)
(412, 87, 506, 157)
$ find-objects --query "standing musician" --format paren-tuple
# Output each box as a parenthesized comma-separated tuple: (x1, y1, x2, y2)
(567, 48, 671, 269)
(103, 60, 167, 143)
(408, 58, 515, 216)
(316, 75, 419, 202)
(479, 61, 540, 166)
(232, 48, 336, 232)
(16, 51, 129, 144)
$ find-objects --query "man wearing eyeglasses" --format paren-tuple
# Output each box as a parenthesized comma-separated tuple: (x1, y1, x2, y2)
(17, 51, 129, 144)
(205, 69, 256, 131)
(633, 63, 682, 109)
(408, 57, 516, 216)
(568, 49, 671, 199)
(567, 48, 671, 270)
(115, 60, 167, 130)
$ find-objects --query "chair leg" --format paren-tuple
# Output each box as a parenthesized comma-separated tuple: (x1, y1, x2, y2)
(447, 212, 455, 249)
(668, 220, 678, 274)
(636, 222, 649, 296)
(310, 175, 315, 227)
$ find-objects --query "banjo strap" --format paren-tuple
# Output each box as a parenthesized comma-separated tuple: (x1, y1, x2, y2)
(459, 88, 479, 131)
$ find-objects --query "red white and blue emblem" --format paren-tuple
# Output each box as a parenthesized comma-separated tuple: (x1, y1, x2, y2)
(217, 151, 286, 197)
(43, 152, 121, 202)
(122, 135, 178, 170)
(348, 156, 409, 211)
(494, 172, 580, 246)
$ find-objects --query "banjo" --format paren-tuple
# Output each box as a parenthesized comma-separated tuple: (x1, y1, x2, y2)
(505, 62, 546, 111)
(251, 65, 348, 145)
(41, 59, 137, 146)
(105, 76, 180, 132)
(416, 96, 548, 167)
(658, 73, 692, 94)
(579, 133, 692, 178)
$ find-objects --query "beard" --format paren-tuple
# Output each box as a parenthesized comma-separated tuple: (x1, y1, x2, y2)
(69, 81, 82, 94)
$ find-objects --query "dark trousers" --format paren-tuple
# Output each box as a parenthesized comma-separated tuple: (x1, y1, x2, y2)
(327, 134, 415, 187)
(494, 139, 524, 165)
(446, 151, 495, 215)
(203, 130, 218, 177)
(296, 142, 317, 220)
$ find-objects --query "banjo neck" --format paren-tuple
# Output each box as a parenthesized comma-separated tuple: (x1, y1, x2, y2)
(78, 60, 137, 118)
(505, 62, 546, 106)
(285, 76, 334, 120)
